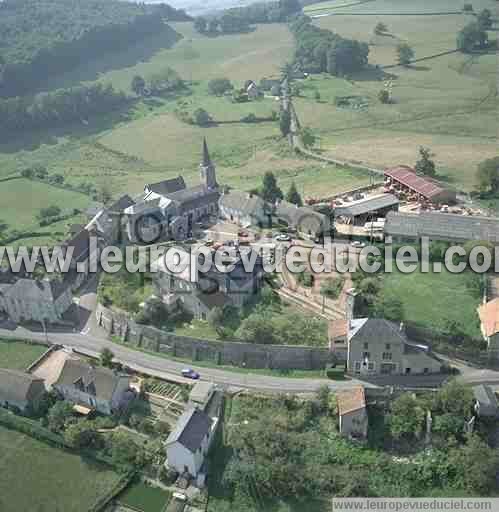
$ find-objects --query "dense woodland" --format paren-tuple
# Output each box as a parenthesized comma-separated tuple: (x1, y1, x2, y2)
(0, 83, 127, 138)
(290, 15, 370, 76)
(0, 0, 189, 97)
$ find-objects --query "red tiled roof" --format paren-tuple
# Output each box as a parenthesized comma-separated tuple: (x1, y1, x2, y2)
(336, 386, 366, 416)
(478, 299, 499, 337)
(385, 166, 446, 200)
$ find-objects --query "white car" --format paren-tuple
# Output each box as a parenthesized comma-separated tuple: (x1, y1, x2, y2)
(275, 234, 291, 242)
(351, 241, 366, 248)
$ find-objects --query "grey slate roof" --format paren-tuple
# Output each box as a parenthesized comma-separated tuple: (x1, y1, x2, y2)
(109, 194, 135, 213)
(335, 194, 399, 218)
(0, 368, 45, 403)
(385, 211, 499, 243)
(147, 177, 186, 196)
(473, 385, 499, 417)
(64, 229, 90, 263)
(275, 201, 326, 233)
(166, 406, 212, 453)
(54, 359, 126, 402)
(220, 191, 266, 218)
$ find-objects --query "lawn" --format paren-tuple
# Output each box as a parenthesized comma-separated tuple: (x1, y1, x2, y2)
(0, 425, 121, 512)
(0, 339, 47, 371)
(117, 479, 171, 512)
(381, 266, 482, 338)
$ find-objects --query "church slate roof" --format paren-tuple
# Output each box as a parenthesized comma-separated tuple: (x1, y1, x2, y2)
(146, 177, 186, 196)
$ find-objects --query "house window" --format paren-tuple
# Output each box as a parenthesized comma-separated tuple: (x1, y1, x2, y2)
(405, 367, 411, 375)
(382, 352, 392, 361)
(362, 352, 370, 359)
(363, 342, 369, 349)
(354, 362, 361, 373)
(385, 343, 391, 350)
(423, 368, 429, 374)
(368, 362, 375, 371)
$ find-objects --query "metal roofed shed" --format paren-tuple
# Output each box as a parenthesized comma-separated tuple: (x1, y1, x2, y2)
(335, 193, 399, 225)
(385, 211, 499, 244)
(384, 166, 456, 204)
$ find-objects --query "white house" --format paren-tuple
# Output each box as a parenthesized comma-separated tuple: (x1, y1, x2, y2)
(165, 407, 216, 480)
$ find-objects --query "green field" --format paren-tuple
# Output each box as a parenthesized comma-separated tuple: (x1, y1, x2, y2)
(0, 339, 47, 371)
(381, 267, 482, 338)
(297, 0, 498, 191)
(117, 480, 171, 512)
(0, 425, 121, 512)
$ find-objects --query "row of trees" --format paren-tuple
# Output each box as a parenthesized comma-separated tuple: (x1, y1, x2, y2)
(131, 67, 184, 97)
(290, 15, 369, 77)
(0, 83, 127, 138)
(0, 1, 188, 97)
(457, 9, 493, 54)
(251, 171, 304, 206)
(193, 0, 302, 35)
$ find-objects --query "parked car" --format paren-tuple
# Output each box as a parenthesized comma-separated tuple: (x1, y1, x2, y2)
(275, 234, 291, 242)
(351, 241, 366, 248)
(181, 368, 200, 380)
(205, 239, 214, 246)
(238, 230, 249, 238)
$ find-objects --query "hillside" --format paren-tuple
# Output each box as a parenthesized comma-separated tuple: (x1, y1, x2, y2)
(0, 0, 190, 97)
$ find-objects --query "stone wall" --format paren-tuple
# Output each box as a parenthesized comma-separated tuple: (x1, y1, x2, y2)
(96, 304, 333, 370)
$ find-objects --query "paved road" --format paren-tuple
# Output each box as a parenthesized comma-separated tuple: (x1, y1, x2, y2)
(0, 324, 363, 393)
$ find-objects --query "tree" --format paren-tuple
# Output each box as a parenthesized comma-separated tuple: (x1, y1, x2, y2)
(378, 89, 390, 104)
(432, 380, 474, 418)
(194, 16, 207, 33)
(97, 184, 113, 205)
(463, 3, 474, 12)
(100, 347, 114, 368)
(457, 22, 488, 52)
(389, 393, 425, 440)
(477, 8, 493, 29)
(193, 108, 213, 127)
(47, 401, 74, 432)
(374, 22, 388, 35)
(314, 90, 321, 102)
(236, 313, 276, 344)
(415, 146, 436, 177)
(396, 43, 414, 66)
(131, 75, 146, 96)
(320, 277, 345, 300)
(38, 205, 61, 220)
(0, 220, 8, 239)
(108, 432, 142, 469)
(64, 422, 100, 449)
(208, 18, 219, 34)
(33, 165, 48, 179)
(261, 171, 283, 204)
(208, 78, 233, 96)
(476, 156, 499, 193)
(279, 0, 302, 18)
(279, 109, 291, 137)
(286, 182, 303, 206)
(301, 127, 316, 149)
(373, 294, 404, 321)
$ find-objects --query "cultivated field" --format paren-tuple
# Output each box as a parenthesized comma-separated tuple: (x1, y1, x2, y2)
(0, 339, 47, 371)
(0, 425, 121, 512)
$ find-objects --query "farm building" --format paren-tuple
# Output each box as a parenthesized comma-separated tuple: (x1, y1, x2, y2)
(384, 166, 456, 204)
(477, 299, 499, 361)
(385, 211, 499, 245)
(334, 194, 399, 226)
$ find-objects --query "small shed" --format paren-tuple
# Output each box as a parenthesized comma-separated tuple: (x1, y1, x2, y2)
(336, 386, 368, 439)
(473, 385, 499, 418)
(189, 381, 215, 410)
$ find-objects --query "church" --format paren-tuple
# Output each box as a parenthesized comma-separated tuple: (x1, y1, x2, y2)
(125, 139, 220, 244)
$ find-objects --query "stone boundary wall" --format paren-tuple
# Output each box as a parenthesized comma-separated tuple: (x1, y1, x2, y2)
(96, 304, 333, 370)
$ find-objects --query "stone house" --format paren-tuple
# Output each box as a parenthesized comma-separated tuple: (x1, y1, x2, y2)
(347, 318, 442, 376)
(125, 139, 219, 244)
(165, 406, 216, 480)
(0, 277, 72, 324)
(473, 385, 499, 418)
(219, 190, 270, 228)
(53, 359, 131, 415)
(477, 299, 499, 361)
(152, 246, 263, 321)
(246, 81, 261, 100)
(0, 368, 46, 413)
(275, 200, 327, 238)
(336, 386, 368, 439)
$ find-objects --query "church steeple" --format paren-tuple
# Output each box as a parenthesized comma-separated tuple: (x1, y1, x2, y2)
(199, 138, 218, 190)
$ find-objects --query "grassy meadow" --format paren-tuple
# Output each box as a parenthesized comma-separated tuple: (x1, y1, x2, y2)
(297, 0, 498, 191)
(0, 339, 47, 371)
(0, 425, 121, 512)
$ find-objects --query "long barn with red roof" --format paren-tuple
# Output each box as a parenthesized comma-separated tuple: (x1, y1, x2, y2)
(384, 166, 456, 204)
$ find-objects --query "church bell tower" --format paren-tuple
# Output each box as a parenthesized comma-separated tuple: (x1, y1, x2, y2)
(199, 138, 218, 190)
